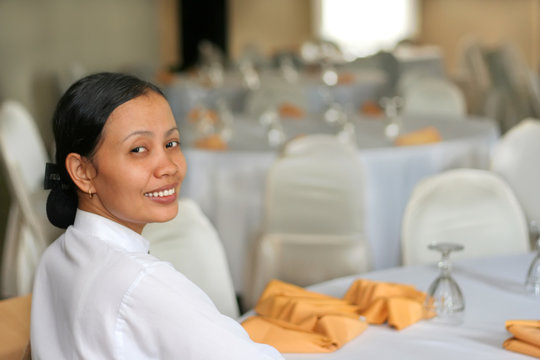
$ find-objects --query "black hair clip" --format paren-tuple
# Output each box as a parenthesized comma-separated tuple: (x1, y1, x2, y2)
(44, 162, 63, 190)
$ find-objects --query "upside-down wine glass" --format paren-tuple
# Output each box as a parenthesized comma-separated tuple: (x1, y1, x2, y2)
(525, 220, 540, 296)
(424, 242, 465, 325)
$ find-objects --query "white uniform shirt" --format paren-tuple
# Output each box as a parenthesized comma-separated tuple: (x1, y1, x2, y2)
(31, 209, 283, 360)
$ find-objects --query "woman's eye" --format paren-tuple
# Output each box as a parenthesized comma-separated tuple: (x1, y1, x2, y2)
(166, 140, 180, 149)
(131, 146, 147, 153)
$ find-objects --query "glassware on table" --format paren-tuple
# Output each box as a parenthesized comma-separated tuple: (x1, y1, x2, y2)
(380, 96, 404, 141)
(216, 98, 234, 142)
(424, 242, 465, 325)
(279, 55, 299, 84)
(189, 91, 216, 137)
(321, 59, 338, 87)
(257, 107, 285, 148)
(239, 58, 261, 91)
(197, 40, 225, 88)
(337, 120, 357, 146)
(266, 119, 286, 148)
(192, 108, 216, 137)
(525, 225, 540, 295)
(323, 101, 346, 125)
(335, 103, 357, 147)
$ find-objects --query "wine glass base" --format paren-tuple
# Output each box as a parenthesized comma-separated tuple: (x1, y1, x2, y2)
(526, 282, 540, 296)
(427, 311, 465, 326)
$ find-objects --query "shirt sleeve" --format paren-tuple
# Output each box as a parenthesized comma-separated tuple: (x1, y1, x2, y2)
(115, 261, 284, 360)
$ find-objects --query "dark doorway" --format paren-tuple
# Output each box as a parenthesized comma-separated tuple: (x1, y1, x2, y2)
(180, 0, 228, 70)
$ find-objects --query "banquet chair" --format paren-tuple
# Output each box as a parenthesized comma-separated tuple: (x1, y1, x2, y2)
(281, 134, 357, 157)
(490, 118, 540, 245)
(456, 37, 492, 115)
(401, 168, 530, 266)
(0, 100, 63, 298)
(402, 77, 467, 117)
(142, 198, 239, 318)
(484, 43, 540, 133)
(245, 137, 370, 308)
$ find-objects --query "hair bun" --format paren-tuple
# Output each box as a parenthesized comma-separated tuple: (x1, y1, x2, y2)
(46, 187, 77, 229)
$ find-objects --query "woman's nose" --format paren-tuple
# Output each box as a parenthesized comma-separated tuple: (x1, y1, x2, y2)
(154, 150, 179, 178)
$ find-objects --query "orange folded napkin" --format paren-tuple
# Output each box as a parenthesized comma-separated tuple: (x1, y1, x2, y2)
(360, 100, 384, 117)
(343, 279, 429, 330)
(337, 72, 355, 85)
(278, 102, 305, 119)
(242, 280, 367, 353)
(193, 134, 228, 151)
(0, 294, 32, 360)
(503, 320, 540, 358)
(394, 126, 442, 147)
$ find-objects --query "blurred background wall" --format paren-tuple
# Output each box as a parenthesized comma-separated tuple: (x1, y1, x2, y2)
(419, 0, 540, 76)
(228, 0, 313, 60)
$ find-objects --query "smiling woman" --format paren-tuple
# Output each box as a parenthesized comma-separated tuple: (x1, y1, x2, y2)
(32, 72, 284, 359)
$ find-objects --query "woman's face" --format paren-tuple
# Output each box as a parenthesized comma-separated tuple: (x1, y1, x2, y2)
(86, 91, 186, 233)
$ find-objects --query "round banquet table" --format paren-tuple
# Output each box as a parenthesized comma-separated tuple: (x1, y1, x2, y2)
(164, 68, 388, 122)
(178, 114, 499, 294)
(280, 252, 540, 359)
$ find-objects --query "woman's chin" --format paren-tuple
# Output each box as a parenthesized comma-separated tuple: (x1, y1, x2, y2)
(148, 206, 179, 223)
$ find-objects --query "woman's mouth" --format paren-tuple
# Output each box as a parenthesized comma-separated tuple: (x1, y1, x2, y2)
(144, 187, 176, 198)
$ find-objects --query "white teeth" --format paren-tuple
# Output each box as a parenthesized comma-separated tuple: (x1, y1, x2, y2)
(145, 188, 175, 198)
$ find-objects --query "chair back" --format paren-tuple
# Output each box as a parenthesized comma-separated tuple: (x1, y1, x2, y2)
(143, 198, 239, 318)
(491, 118, 540, 227)
(0, 100, 62, 297)
(281, 134, 356, 158)
(264, 143, 364, 235)
(0, 100, 48, 193)
(402, 77, 466, 117)
(246, 138, 370, 308)
(249, 232, 370, 307)
(401, 169, 530, 265)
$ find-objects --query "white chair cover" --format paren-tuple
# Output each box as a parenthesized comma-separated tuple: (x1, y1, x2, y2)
(281, 134, 357, 158)
(0, 100, 62, 297)
(249, 232, 369, 306)
(246, 138, 370, 308)
(401, 168, 530, 266)
(402, 77, 467, 117)
(142, 198, 239, 318)
(264, 153, 365, 235)
(491, 118, 540, 229)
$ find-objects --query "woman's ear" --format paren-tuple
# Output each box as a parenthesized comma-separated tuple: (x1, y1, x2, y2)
(65, 153, 97, 194)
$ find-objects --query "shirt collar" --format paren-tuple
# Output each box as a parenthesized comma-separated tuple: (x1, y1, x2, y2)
(73, 209, 150, 253)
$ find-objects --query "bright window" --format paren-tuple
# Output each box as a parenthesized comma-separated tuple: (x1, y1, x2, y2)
(315, 0, 419, 59)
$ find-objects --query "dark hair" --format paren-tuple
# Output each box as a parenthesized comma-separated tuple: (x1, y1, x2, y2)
(46, 72, 164, 229)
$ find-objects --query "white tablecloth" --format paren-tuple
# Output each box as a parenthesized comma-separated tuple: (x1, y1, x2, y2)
(282, 252, 540, 359)
(179, 115, 499, 293)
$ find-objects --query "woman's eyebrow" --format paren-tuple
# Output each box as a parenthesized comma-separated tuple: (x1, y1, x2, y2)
(165, 127, 180, 136)
(122, 127, 178, 142)
(123, 130, 153, 142)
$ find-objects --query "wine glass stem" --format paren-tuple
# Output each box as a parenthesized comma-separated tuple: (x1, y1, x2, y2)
(439, 252, 451, 276)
